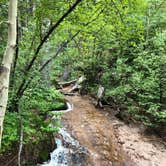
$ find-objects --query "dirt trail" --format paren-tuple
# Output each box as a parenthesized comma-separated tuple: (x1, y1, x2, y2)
(62, 95, 133, 166)
(62, 94, 166, 166)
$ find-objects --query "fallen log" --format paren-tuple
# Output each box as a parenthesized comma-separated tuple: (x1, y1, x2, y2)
(60, 91, 76, 96)
(58, 79, 77, 87)
(68, 76, 86, 93)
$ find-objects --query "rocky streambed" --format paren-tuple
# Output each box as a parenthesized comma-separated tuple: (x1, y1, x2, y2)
(39, 128, 90, 166)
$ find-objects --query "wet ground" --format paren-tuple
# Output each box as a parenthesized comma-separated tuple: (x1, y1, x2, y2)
(62, 95, 134, 166)
(62, 94, 166, 166)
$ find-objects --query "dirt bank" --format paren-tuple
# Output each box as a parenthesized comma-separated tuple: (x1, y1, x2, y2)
(61, 94, 166, 166)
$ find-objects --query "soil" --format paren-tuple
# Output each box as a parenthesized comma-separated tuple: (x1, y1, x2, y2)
(61, 93, 166, 166)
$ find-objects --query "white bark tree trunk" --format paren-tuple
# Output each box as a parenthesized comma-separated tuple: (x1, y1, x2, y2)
(0, 0, 17, 147)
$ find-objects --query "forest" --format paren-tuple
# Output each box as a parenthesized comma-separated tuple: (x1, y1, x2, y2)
(0, 0, 166, 166)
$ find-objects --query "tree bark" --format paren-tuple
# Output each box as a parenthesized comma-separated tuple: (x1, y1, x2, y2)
(0, 0, 17, 147)
(10, 19, 19, 88)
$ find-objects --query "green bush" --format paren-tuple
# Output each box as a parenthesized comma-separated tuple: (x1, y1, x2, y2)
(1, 87, 65, 153)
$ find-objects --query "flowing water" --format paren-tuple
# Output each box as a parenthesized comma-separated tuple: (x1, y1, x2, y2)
(41, 136, 68, 166)
(40, 128, 89, 166)
(39, 102, 89, 166)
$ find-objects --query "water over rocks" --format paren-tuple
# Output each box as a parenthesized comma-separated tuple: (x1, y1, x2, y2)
(40, 129, 89, 166)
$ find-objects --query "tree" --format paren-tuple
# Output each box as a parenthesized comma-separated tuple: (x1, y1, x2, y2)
(9, 0, 83, 111)
(0, 0, 17, 147)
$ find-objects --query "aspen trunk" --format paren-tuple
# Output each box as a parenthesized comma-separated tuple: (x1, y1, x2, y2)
(0, 0, 17, 147)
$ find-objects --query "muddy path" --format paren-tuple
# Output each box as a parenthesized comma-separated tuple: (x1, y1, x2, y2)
(62, 95, 134, 166)
(61, 94, 166, 166)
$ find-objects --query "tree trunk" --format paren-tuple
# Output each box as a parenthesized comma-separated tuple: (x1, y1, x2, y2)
(18, 107, 23, 166)
(0, 0, 17, 147)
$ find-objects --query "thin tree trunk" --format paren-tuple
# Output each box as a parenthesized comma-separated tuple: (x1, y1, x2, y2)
(10, 19, 19, 88)
(0, 0, 17, 147)
(18, 106, 23, 166)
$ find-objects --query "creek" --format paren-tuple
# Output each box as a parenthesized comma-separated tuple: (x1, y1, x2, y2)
(38, 102, 89, 166)
(40, 128, 89, 166)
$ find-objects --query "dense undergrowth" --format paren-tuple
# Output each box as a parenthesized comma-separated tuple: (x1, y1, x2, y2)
(1, 87, 65, 155)
(80, 38, 166, 130)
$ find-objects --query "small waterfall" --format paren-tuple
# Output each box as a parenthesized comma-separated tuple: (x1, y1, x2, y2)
(38, 102, 89, 166)
(39, 129, 89, 166)
(41, 136, 69, 166)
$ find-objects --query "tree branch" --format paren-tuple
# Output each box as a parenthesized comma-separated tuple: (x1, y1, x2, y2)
(25, 0, 82, 72)
(16, 4, 104, 99)
(39, 31, 80, 72)
(16, 0, 83, 98)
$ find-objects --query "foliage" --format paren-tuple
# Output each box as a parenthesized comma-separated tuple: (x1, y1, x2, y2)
(65, 0, 166, 128)
(1, 87, 65, 152)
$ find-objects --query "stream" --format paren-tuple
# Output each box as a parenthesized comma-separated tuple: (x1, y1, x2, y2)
(40, 129, 89, 166)
(39, 102, 90, 166)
